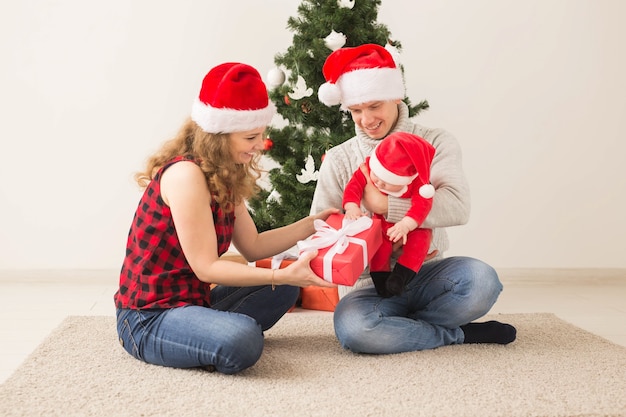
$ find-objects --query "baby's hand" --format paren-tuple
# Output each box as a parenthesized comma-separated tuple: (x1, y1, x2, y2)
(344, 203, 364, 220)
(387, 217, 418, 244)
(387, 223, 409, 244)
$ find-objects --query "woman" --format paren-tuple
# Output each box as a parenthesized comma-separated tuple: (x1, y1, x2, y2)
(114, 62, 337, 374)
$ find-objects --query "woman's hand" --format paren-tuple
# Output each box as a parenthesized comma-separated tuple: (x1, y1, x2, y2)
(277, 250, 337, 288)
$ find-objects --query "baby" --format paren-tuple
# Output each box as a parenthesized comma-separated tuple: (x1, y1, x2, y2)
(343, 132, 435, 297)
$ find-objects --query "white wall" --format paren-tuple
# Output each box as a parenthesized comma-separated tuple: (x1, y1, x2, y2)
(1, 0, 624, 270)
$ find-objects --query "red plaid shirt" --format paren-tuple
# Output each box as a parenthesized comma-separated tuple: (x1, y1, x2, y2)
(114, 156, 234, 309)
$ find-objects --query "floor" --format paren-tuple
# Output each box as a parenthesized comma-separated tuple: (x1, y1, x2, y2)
(1, 268, 625, 384)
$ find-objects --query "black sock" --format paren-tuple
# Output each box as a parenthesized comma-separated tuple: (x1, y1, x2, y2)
(370, 272, 392, 298)
(460, 321, 517, 344)
(386, 263, 417, 296)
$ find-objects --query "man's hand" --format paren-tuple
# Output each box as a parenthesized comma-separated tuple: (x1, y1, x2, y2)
(312, 207, 340, 222)
(424, 249, 439, 261)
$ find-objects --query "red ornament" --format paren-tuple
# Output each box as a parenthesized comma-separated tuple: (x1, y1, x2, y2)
(284, 95, 291, 105)
(321, 153, 326, 162)
(263, 138, 274, 151)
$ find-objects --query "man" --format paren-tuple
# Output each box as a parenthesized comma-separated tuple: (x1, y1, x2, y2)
(311, 43, 516, 354)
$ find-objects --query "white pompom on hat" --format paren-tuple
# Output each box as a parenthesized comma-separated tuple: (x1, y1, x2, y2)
(191, 62, 276, 133)
(318, 43, 405, 109)
(369, 132, 436, 199)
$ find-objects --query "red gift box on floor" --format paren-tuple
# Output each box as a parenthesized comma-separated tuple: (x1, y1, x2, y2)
(300, 286, 339, 312)
(255, 258, 294, 270)
(297, 214, 382, 286)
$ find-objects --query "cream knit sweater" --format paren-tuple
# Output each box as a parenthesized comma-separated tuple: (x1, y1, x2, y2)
(310, 103, 471, 297)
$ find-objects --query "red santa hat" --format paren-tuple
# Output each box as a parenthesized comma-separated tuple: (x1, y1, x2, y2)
(368, 132, 436, 198)
(191, 62, 276, 133)
(318, 43, 405, 109)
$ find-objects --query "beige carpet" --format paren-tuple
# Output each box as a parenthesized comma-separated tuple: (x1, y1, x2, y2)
(1, 313, 625, 417)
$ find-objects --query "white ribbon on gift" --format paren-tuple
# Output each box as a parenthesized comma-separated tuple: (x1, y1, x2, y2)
(297, 216, 372, 282)
(270, 246, 299, 270)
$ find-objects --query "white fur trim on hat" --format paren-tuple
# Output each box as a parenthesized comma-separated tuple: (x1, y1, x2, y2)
(191, 98, 276, 133)
(382, 185, 409, 198)
(318, 82, 342, 106)
(369, 151, 418, 186)
(337, 67, 405, 109)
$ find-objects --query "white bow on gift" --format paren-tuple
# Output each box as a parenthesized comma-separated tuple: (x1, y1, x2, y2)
(297, 216, 372, 282)
(269, 246, 299, 270)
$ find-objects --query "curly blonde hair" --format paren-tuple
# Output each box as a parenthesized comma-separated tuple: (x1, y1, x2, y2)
(135, 118, 262, 213)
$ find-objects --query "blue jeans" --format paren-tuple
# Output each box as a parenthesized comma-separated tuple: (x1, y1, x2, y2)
(116, 284, 299, 374)
(333, 256, 503, 354)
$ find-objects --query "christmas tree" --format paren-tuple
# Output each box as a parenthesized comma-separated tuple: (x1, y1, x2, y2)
(248, 0, 429, 231)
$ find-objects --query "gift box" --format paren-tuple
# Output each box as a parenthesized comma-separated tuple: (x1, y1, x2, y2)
(255, 258, 295, 270)
(300, 286, 339, 312)
(297, 214, 382, 286)
(255, 257, 340, 312)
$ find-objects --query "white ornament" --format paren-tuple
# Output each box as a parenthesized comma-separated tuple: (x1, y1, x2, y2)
(267, 189, 282, 203)
(288, 75, 313, 100)
(337, 0, 355, 9)
(266, 67, 286, 89)
(296, 154, 319, 184)
(324, 30, 347, 51)
(385, 43, 402, 65)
